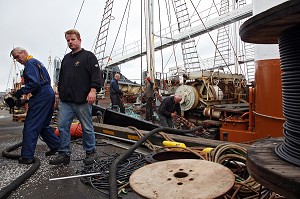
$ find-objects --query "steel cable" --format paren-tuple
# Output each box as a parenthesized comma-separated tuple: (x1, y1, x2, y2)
(207, 143, 280, 199)
(275, 24, 300, 166)
(77, 152, 145, 196)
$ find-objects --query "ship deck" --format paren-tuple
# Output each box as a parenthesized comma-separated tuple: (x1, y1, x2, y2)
(0, 109, 144, 199)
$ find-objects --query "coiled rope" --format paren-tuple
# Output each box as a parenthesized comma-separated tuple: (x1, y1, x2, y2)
(208, 143, 284, 199)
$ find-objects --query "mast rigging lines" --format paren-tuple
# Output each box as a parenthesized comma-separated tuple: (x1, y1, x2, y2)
(93, 0, 254, 79)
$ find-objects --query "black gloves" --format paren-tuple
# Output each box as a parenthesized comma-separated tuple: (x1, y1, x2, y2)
(13, 90, 22, 99)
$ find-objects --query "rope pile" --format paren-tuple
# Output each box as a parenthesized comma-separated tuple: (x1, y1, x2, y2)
(208, 144, 285, 199)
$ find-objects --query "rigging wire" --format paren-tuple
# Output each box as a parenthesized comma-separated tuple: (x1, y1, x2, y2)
(105, 0, 131, 69)
(73, 0, 85, 28)
(122, 0, 132, 57)
(64, 0, 86, 55)
(190, 0, 203, 20)
(170, 0, 198, 74)
(5, 63, 13, 91)
(163, 44, 179, 72)
(212, 0, 245, 75)
(165, 0, 179, 73)
(120, 0, 132, 84)
(140, 0, 143, 89)
(170, 0, 192, 75)
(188, 0, 232, 74)
(193, 0, 214, 70)
(157, 0, 164, 78)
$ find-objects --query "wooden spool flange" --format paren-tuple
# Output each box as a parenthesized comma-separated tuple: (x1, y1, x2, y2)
(129, 159, 235, 199)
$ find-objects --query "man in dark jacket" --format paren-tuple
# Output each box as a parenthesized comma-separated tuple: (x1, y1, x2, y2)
(110, 73, 125, 113)
(10, 47, 60, 164)
(157, 94, 182, 128)
(49, 29, 102, 166)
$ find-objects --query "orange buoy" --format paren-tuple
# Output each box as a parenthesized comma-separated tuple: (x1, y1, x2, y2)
(54, 123, 82, 138)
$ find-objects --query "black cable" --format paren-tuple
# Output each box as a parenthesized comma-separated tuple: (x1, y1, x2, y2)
(275, 24, 300, 166)
(1, 142, 40, 198)
(109, 125, 203, 199)
(77, 152, 145, 196)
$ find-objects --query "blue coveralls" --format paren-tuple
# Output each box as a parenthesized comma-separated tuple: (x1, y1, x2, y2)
(18, 57, 60, 159)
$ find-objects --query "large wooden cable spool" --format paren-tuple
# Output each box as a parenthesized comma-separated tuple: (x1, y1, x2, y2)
(129, 159, 235, 199)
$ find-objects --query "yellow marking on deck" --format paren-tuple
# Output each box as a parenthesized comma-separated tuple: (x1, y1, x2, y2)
(103, 129, 115, 135)
(128, 135, 139, 140)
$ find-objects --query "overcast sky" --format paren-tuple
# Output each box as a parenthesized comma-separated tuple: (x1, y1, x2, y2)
(0, 0, 105, 92)
(0, 0, 221, 92)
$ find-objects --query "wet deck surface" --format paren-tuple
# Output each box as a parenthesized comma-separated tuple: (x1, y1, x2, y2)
(0, 109, 143, 199)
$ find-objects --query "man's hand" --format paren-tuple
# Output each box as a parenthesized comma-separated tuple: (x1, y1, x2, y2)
(87, 88, 97, 104)
(171, 112, 177, 118)
(13, 90, 22, 99)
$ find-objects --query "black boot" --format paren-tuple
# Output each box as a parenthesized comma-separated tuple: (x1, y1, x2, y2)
(45, 148, 59, 156)
(83, 151, 97, 165)
(49, 154, 70, 165)
(18, 157, 34, 164)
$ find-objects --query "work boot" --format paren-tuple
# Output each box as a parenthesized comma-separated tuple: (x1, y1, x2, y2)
(49, 154, 70, 165)
(45, 148, 59, 156)
(18, 157, 34, 164)
(83, 151, 97, 165)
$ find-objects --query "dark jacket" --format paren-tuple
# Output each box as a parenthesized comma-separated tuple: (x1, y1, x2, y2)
(144, 80, 154, 98)
(110, 78, 123, 95)
(158, 96, 181, 117)
(58, 49, 102, 104)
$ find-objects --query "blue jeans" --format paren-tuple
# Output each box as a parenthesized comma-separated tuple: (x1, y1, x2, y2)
(57, 101, 95, 156)
(158, 113, 174, 128)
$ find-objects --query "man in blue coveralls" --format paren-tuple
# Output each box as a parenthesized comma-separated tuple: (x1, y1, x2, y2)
(11, 47, 60, 164)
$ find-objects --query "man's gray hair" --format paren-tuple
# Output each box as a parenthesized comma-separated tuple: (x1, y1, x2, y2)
(10, 47, 26, 57)
(174, 94, 183, 103)
(175, 94, 182, 99)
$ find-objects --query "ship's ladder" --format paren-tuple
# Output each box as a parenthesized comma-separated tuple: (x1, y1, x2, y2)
(213, 0, 230, 73)
(94, 0, 114, 69)
(243, 40, 255, 83)
(239, 0, 255, 83)
(172, 0, 201, 73)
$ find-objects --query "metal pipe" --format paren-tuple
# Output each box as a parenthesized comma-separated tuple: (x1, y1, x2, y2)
(248, 87, 254, 131)
(49, 173, 101, 181)
(252, 111, 285, 121)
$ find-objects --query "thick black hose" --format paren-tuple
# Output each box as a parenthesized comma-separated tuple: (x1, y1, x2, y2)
(109, 126, 203, 199)
(275, 24, 300, 166)
(0, 142, 40, 198)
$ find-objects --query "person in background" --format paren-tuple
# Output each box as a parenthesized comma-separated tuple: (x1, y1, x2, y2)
(144, 77, 154, 121)
(157, 94, 182, 128)
(10, 47, 60, 164)
(49, 29, 102, 166)
(110, 73, 125, 113)
(4, 92, 16, 114)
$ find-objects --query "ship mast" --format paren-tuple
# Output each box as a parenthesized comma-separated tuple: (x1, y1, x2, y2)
(144, 0, 155, 80)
